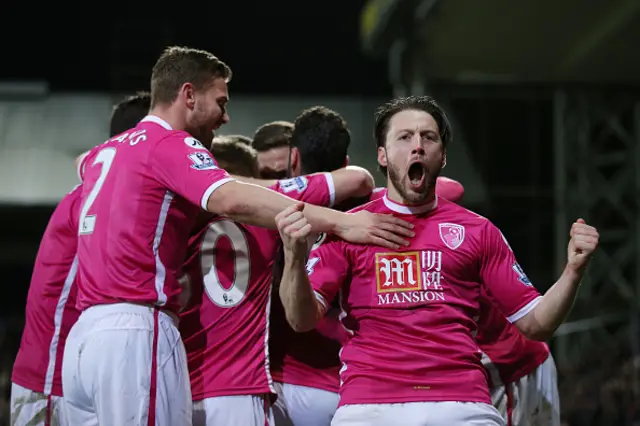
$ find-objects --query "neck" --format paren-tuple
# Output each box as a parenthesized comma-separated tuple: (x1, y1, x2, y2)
(386, 184, 436, 206)
(149, 104, 187, 132)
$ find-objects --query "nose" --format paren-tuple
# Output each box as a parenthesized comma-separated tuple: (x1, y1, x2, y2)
(411, 144, 425, 156)
(410, 135, 425, 155)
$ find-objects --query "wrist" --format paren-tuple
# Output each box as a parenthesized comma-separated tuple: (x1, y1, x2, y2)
(284, 247, 308, 266)
(563, 263, 585, 283)
(333, 212, 353, 239)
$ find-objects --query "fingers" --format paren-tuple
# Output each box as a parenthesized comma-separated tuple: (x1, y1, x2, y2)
(570, 221, 599, 239)
(377, 215, 415, 230)
(370, 228, 410, 248)
(571, 235, 599, 250)
(283, 216, 308, 234)
(275, 202, 305, 225)
(289, 223, 312, 239)
(368, 235, 403, 250)
(375, 221, 416, 238)
(276, 206, 306, 230)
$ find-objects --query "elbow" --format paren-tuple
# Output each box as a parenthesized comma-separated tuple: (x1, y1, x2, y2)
(279, 289, 319, 332)
(521, 328, 553, 342)
(286, 315, 316, 333)
(350, 167, 376, 198)
(515, 313, 553, 341)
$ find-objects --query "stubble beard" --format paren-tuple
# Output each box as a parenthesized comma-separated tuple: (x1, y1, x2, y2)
(387, 160, 441, 205)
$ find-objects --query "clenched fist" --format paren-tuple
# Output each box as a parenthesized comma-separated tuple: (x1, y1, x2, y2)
(276, 203, 312, 255)
(567, 218, 599, 273)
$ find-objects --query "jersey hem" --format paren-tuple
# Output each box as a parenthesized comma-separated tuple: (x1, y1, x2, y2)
(337, 393, 491, 407)
(498, 351, 551, 386)
(10, 376, 62, 397)
(192, 386, 274, 401)
(274, 377, 339, 394)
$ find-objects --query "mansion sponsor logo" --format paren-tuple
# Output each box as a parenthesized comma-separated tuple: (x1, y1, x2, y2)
(375, 250, 445, 305)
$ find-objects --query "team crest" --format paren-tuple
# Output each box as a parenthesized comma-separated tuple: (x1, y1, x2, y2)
(438, 223, 465, 250)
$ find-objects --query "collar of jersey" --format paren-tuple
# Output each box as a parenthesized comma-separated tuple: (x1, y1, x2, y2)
(141, 115, 172, 130)
(383, 194, 438, 215)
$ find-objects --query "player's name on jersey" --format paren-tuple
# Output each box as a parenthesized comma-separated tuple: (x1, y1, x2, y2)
(374, 249, 445, 306)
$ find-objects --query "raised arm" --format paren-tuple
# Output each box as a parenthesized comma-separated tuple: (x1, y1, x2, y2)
(514, 219, 598, 340)
(276, 203, 337, 332)
(481, 219, 599, 342)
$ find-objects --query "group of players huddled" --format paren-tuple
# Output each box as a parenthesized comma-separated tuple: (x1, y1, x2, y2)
(10, 46, 598, 426)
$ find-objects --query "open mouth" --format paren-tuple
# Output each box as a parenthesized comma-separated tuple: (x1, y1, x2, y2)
(407, 162, 426, 189)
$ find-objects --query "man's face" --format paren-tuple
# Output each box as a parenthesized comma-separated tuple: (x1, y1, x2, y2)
(377, 109, 446, 204)
(257, 145, 290, 179)
(186, 77, 230, 147)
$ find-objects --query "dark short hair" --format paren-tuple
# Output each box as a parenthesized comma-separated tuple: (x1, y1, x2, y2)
(374, 95, 452, 174)
(150, 46, 232, 108)
(252, 121, 294, 152)
(224, 134, 252, 146)
(291, 106, 350, 174)
(109, 92, 151, 137)
(210, 135, 259, 178)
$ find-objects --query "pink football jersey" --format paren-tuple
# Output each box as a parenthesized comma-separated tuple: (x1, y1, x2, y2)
(12, 185, 83, 397)
(76, 115, 233, 314)
(180, 174, 336, 400)
(308, 194, 542, 406)
(477, 288, 550, 387)
(368, 187, 386, 201)
(269, 295, 348, 393)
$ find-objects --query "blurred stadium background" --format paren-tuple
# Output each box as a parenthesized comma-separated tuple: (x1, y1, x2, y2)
(1, 1, 639, 424)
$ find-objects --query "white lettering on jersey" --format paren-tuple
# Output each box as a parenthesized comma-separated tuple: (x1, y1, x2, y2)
(279, 176, 308, 193)
(200, 220, 251, 308)
(306, 257, 321, 275)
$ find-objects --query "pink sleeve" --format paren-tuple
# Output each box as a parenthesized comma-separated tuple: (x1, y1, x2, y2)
(306, 234, 349, 311)
(272, 173, 336, 207)
(149, 134, 235, 209)
(369, 187, 386, 201)
(479, 222, 542, 323)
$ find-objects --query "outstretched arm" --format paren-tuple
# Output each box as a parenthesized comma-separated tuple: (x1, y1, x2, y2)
(231, 166, 374, 205)
(208, 180, 414, 249)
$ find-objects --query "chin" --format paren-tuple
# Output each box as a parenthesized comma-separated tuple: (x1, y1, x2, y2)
(399, 186, 430, 204)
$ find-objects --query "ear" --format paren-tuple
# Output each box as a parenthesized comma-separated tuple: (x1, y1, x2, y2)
(343, 155, 350, 167)
(179, 82, 196, 110)
(290, 147, 301, 176)
(442, 149, 447, 169)
(377, 147, 388, 169)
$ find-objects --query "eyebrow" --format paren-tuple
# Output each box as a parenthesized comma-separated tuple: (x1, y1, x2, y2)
(396, 128, 439, 136)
